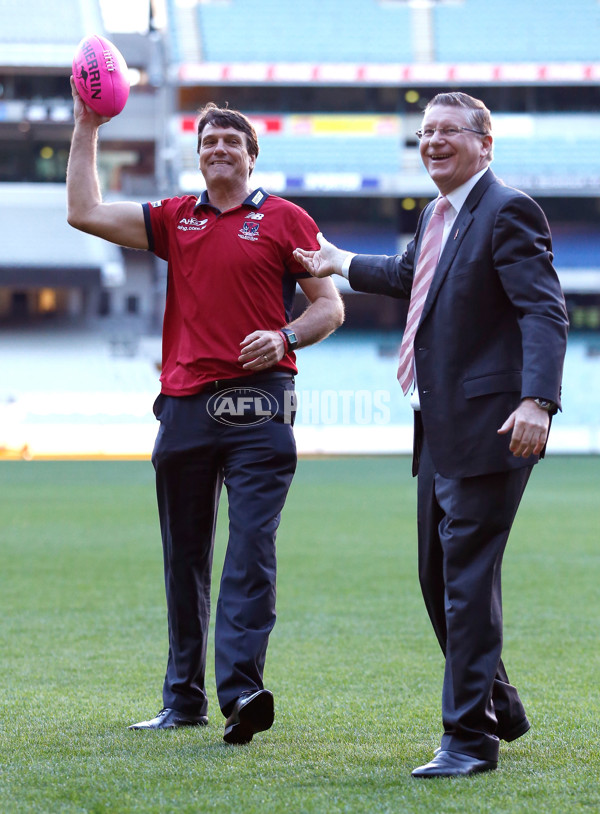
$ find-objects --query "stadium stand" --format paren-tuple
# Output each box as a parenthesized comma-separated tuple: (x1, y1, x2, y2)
(190, 0, 413, 64)
(2, 326, 598, 456)
(1, 0, 600, 456)
(0, 0, 103, 65)
(434, 0, 600, 63)
(176, 111, 600, 197)
(165, 0, 600, 66)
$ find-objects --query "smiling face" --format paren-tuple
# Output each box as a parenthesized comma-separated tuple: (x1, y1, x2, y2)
(199, 122, 256, 191)
(419, 104, 493, 195)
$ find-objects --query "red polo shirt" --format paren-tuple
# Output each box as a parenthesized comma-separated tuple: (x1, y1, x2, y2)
(143, 188, 318, 396)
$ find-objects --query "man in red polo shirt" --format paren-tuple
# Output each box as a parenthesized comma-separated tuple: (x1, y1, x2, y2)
(67, 91, 343, 744)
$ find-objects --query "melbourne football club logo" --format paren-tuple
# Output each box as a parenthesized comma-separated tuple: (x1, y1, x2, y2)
(239, 222, 260, 242)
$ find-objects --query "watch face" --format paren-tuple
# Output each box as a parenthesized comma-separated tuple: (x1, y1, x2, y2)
(283, 328, 298, 349)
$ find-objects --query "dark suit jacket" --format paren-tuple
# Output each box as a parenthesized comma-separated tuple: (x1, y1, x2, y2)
(349, 170, 569, 479)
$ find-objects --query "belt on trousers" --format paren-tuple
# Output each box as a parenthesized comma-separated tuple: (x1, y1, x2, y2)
(200, 371, 294, 393)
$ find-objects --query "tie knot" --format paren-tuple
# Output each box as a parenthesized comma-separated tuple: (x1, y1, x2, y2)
(433, 196, 450, 216)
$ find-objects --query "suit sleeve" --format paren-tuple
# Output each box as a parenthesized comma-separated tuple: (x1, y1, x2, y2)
(347, 248, 414, 299)
(347, 209, 429, 299)
(493, 194, 569, 409)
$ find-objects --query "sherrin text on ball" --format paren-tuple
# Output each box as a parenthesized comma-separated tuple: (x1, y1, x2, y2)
(72, 34, 130, 118)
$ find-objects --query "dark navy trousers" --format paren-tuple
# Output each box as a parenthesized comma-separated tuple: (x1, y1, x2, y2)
(417, 433, 532, 762)
(151, 375, 297, 718)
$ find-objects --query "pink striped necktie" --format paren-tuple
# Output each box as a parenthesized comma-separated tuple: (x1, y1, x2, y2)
(397, 195, 451, 395)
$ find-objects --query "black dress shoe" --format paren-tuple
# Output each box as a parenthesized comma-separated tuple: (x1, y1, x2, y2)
(433, 717, 530, 756)
(223, 689, 274, 745)
(411, 750, 497, 778)
(128, 708, 209, 730)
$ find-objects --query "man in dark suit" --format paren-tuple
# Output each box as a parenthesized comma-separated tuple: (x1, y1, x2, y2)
(294, 92, 568, 777)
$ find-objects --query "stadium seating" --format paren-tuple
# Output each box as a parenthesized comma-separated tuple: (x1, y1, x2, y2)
(191, 0, 413, 64)
(163, 0, 599, 65)
(552, 227, 600, 268)
(0, 0, 102, 66)
(177, 111, 600, 197)
(2, 329, 597, 456)
(434, 0, 600, 63)
(2, 0, 599, 457)
(0, 0, 87, 44)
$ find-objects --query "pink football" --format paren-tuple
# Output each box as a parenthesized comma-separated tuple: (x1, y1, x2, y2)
(72, 34, 130, 117)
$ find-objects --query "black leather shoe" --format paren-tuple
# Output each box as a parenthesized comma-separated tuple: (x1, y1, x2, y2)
(412, 750, 497, 778)
(128, 708, 208, 730)
(223, 689, 274, 745)
(433, 717, 530, 755)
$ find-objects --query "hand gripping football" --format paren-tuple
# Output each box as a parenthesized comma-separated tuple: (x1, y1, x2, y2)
(72, 34, 130, 117)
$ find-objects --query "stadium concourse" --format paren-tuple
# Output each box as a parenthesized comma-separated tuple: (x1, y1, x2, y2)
(0, 326, 599, 459)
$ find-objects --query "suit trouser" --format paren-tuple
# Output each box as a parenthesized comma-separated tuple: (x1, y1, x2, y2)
(151, 378, 297, 718)
(417, 432, 532, 762)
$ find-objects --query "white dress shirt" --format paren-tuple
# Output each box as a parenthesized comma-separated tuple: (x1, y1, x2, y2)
(408, 168, 488, 408)
(340, 168, 490, 407)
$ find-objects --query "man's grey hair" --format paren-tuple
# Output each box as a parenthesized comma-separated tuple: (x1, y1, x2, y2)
(424, 92, 493, 161)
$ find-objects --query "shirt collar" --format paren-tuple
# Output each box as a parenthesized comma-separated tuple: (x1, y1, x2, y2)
(194, 187, 270, 211)
(445, 167, 489, 215)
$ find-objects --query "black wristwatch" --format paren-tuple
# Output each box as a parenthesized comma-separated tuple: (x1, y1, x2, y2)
(533, 397, 556, 412)
(280, 327, 298, 352)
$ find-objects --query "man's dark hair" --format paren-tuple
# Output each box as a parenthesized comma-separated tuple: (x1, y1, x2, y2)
(196, 102, 260, 166)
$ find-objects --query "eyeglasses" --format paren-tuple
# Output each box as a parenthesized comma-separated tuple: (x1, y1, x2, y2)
(415, 126, 488, 140)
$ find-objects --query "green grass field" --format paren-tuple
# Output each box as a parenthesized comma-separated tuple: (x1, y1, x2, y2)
(1, 456, 598, 813)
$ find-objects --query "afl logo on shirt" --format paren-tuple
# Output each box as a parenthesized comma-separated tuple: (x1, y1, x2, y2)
(239, 222, 260, 242)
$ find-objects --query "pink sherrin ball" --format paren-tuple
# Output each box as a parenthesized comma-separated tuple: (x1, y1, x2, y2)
(72, 34, 130, 117)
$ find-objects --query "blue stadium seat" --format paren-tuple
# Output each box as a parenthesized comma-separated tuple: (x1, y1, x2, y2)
(165, 0, 598, 66)
(0, 0, 89, 45)
(194, 0, 413, 63)
(257, 134, 402, 175)
(434, 0, 600, 62)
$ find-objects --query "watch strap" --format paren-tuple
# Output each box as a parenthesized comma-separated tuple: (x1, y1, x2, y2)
(279, 327, 298, 352)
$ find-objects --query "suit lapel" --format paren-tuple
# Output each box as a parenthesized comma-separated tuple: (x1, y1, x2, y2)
(422, 209, 473, 314)
(419, 170, 498, 322)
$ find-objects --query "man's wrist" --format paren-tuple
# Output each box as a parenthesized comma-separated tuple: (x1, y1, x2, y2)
(279, 327, 298, 352)
(340, 252, 355, 279)
(525, 397, 556, 413)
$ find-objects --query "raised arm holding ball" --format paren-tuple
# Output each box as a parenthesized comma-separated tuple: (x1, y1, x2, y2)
(67, 47, 343, 744)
